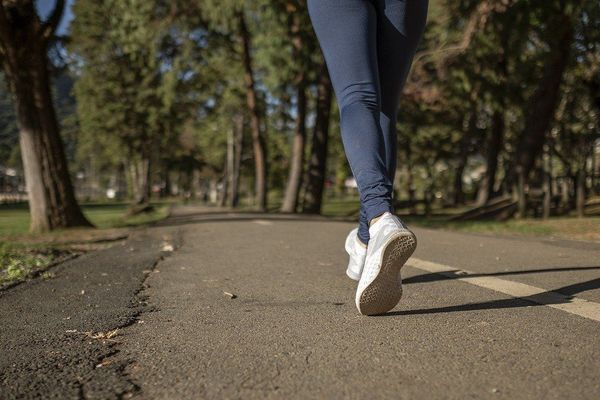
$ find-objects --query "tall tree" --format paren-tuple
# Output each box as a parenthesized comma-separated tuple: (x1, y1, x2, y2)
(199, 0, 271, 210)
(71, 0, 191, 209)
(280, 1, 310, 213)
(237, 10, 268, 211)
(512, 4, 579, 215)
(0, 0, 91, 232)
(303, 61, 333, 214)
(228, 114, 244, 207)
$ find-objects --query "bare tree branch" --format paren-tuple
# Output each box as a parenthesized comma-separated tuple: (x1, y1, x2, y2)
(416, 0, 514, 68)
(41, 0, 65, 44)
(404, 0, 517, 105)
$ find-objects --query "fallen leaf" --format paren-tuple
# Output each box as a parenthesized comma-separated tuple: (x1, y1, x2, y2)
(161, 243, 174, 252)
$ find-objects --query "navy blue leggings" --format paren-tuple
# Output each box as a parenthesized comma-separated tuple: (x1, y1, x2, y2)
(308, 0, 428, 244)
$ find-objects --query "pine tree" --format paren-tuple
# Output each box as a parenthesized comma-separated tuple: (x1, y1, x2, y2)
(0, 0, 91, 232)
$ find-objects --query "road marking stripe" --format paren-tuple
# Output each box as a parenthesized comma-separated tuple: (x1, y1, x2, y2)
(407, 258, 600, 323)
(252, 220, 273, 226)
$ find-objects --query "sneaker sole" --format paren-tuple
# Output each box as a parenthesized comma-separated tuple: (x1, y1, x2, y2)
(357, 231, 417, 315)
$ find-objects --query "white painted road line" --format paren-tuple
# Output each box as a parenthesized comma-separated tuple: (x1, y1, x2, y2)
(252, 219, 273, 226)
(407, 258, 600, 323)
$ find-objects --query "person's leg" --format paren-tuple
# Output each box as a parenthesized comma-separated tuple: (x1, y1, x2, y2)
(307, 0, 392, 245)
(359, 204, 369, 245)
(376, 0, 429, 186)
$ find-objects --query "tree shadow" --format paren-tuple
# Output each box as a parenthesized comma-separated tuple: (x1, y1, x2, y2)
(380, 273, 600, 317)
(403, 265, 600, 285)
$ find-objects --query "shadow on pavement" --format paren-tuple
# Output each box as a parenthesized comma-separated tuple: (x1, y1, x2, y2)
(383, 274, 600, 317)
(403, 265, 600, 285)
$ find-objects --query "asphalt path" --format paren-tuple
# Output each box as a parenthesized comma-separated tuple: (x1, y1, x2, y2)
(2, 206, 599, 399)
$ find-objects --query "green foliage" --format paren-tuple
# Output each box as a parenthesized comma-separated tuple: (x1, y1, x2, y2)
(0, 75, 19, 167)
(393, 0, 600, 204)
(0, 242, 56, 285)
(4, 0, 597, 214)
(0, 201, 170, 237)
(0, 71, 77, 169)
(70, 0, 201, 184)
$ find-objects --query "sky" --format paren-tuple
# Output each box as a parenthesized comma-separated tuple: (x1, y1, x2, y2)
(35, 0, 75, 35)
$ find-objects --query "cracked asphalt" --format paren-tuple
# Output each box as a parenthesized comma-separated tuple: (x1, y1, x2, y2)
(0, 228, 180, 399)
(2, 206, 600, 399)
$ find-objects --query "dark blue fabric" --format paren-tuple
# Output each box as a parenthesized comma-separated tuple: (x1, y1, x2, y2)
(308, 0, 428, 244)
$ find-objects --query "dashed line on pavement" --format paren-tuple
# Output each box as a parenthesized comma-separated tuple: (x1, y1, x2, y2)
(407, 258, 600, 323)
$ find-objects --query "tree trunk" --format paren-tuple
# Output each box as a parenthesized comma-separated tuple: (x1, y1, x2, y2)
(560, 170, 572, 214)
(479, 18, 509, 206)
(479, 110, 504, 205)
(116, 162, 128, 200)
(281, 83, 307, 212)
(238, 11, 267, 211)
(303, 63, 333, 214)
(516, 169, 526, 219)
(281, 9, 309, 213)
(0, 1, 91, 232)
(511, 13, 574, 192)
(160, 161, 172, 198)
(453, 164, 466, 205)
(424, 163, 434, 216)
(224, 123, 235, 207)
(229, 114, 244, 208)
(576, 167, 586, 218)
(219, 154, 228, 208)
(592, 147, 597, 196)
(475, 175, 489, 206)
(588, 77, 600, 195)
(453, 89, 478, 206)
(129, 155, 151, 206)
(209, 179, 218, 203)
(542, 149, 551, 219)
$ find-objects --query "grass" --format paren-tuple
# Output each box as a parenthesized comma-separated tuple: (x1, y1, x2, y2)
(322, 196, 363, 217)
(415, 216, 600, 241)
(82, 202, 171, 229)
(0, 201, 171, 237)
(2, 196, 597, 287)
(243, 194, 599, 242)
(0, 201, 172, 287)
(0, 242, 73, 286)
(319, 197, 600, 242)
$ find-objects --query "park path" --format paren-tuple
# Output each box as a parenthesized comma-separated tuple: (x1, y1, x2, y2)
(1, 205, 600, 399)
(123, 206, 600, 399)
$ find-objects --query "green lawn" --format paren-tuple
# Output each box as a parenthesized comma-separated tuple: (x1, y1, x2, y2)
(0, 201, 172, 286)
(319, 197, 600, 242)
(0, 201, 170, 237)
(0, 243, 68, 286)
(2, 197, 597, 287)
(407, 215, 600, 242)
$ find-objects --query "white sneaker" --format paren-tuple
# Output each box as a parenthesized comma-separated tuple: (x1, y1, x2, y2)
(355, 212, 417, 315)
(344, 228, 367, 281)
